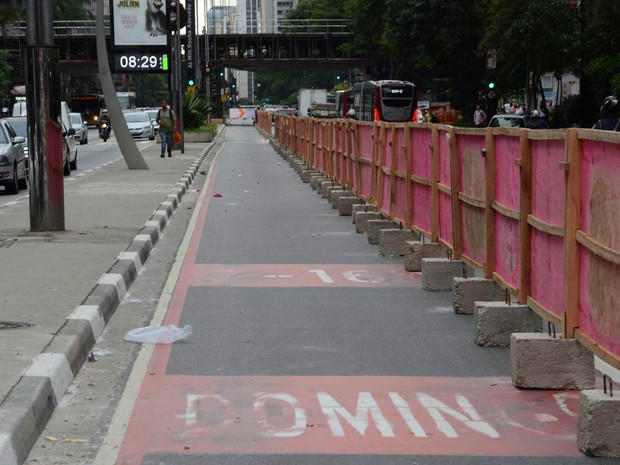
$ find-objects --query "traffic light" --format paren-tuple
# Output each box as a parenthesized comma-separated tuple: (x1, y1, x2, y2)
(188, 79, 194, 86)
(168, 1, 187, 30)
(488, 81, 495, 89)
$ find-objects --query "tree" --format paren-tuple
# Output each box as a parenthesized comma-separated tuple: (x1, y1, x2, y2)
(584, 0, 620, 98)
(54, 0, 93, 21)
(481, 0, 579, 113)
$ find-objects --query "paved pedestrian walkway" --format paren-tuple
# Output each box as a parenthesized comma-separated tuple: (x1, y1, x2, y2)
(0, 138, 216, 465)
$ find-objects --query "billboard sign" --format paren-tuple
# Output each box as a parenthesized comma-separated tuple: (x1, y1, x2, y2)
(111, 0, 168, 47)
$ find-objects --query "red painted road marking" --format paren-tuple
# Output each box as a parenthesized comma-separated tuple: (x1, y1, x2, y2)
(117, 376, 583, 461)
(186, 264, 421, 287)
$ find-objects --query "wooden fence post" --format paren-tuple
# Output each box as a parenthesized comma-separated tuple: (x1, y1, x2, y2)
(484, 127, 496, 280)
(518, 131, 532, 304)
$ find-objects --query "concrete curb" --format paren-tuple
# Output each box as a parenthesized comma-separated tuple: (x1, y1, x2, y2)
(0, 147, 213, 465)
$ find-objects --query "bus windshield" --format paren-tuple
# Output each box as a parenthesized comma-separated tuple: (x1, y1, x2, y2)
(70, 94, 103, 126)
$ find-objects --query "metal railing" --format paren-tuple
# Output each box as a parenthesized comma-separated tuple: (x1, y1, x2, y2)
(1, 18, 349, 37)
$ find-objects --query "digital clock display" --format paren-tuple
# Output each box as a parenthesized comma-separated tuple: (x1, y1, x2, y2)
(113, 52, 169, 73)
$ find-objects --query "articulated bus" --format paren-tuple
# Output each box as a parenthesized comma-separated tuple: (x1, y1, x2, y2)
(70, 94, 104, 127)
(348, 80, 417, 122)
(70, 92, 136, 127)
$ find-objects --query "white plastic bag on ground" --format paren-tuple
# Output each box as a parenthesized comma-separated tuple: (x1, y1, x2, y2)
(124, 324, 192, 344)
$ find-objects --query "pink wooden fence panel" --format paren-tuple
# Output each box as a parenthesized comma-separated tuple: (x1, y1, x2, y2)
(578, 139, 620, 359)
(438, 127, 454, 250)
(457, 132, 487, 268)
(356, 123, 375, 200)
(380, 124, 394, 215)
(393, 126, 408, 224)
(529, 138, 567, 319)
(410, 127, 433, 236)
(493, 134, 521, 291)
(315, 122, 327, 174)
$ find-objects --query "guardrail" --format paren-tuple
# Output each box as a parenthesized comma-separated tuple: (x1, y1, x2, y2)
(1, 18, 349, 37)
(261, 112, 620, 371)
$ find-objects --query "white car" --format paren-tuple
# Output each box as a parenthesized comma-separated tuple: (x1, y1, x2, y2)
(69, 112, 88, 145)
(144, 109, 160, 134)
(0, 119, 27, 194)
(62, 121, 78, 173)
(124, 111, 156, 140)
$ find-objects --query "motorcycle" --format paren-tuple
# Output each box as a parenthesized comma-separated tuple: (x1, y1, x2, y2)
(99, 123, 111, 142)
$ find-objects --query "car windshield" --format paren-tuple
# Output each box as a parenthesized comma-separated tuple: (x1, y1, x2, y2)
(145, 111, 158, 121)
(70, 114, 82, 124)
(124, 113, 149, 123)
(6, 118, 27, 138)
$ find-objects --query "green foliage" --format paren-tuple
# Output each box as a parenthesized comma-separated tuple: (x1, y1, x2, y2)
(54, 0, 92, 20)
(186, 123, 217, 136)
(0, 50, 12, 99)
(182, 93, 212, 129)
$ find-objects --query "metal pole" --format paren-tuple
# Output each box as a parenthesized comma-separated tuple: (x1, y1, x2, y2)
(96, 0, 148, 170)
(175, 0, 185, 153)
(26, 0, 64, 231)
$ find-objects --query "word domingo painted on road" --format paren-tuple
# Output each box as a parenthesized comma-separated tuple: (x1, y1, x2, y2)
(142, 376, 584, 456)
(187, 264, 421, 287)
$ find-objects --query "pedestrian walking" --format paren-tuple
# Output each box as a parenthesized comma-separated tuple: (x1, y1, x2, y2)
(156, 99, 176, 158)
(474, 105, 487, 128)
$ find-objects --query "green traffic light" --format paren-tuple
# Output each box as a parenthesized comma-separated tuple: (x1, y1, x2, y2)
(188, 79, 194, 86)
(488, 82, 495, 89)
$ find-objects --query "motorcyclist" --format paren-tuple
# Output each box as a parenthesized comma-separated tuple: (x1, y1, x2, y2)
(594, 95, 620, 131)
(99, 109, 111, 136)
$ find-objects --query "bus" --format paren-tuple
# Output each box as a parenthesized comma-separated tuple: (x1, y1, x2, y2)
(348, 80, 417, 122)
(70, 94, 104, 127)
(116, 91, 136, 110)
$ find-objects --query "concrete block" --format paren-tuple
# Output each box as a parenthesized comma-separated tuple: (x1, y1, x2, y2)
(366, 220, 399, 244)
(453, 277, 505, 315)
(511, 333, 595, 389)
(355, 212, 383, 234)
(339, 197, 363, 216)
(331, 190, 354, 208)
(352, 204, 373, 223)
(321, 182, 342, 198)
(405, 241, 445, 272)
(378, 229, 418, 256)
(301, 170, 321, 183)
(422, 258, 466, 291)
(578, 389, 620, 457)
(311, 176, 328, 190)
(474, 304, 543, 347)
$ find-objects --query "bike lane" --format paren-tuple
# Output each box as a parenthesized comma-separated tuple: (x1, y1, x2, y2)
(108, 126, 605, 465)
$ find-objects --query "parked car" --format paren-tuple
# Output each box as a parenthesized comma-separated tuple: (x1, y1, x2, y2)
(488, 114, 526, 128)
(0, 118, 27, 194)
(144, 109, 160, 134)
(4, 116, 28, 173)
(69, 112, 88, 145)
(123, 111, 156, 140)
(62, 121, 77, 173)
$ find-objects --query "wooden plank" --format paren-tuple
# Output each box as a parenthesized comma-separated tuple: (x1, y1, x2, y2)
(376, 123, 387, 214)
(576, 330, 620, 371)
(518, 131, 532, 304)
(448, 126, 463, 259)
(576, 231, 620, 266)
(405, 125, 413, 228)
(527, 214, 564, 236)
(431, 126, 440, 242)
(485, 127, 497, 280)
(562, 128, 581, 339)
(527, 296, 562, 326)
(370, 124, 378, 203)
(390, 124, 398, 219)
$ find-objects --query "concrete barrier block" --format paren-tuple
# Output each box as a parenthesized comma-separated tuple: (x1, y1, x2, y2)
(475, 304, 543, 347)
(331, 190, 353, 208)
(317, 179, 335, 194)
(321, 183, 343, 198)
(301, 170, 321, 183)
(405, 241, 445, 271)
(422, 258, 465, 291)
(366, 220, 399, 244)
(453, 277, 505, 314)
(511, 333, 595, 389)
(355, 212, 382, 234)
(352, 204, 374, 223)
(311, 176, 328, 190)
(578, 389, 620, 457)
(378, 229, 418, 256)
(339, 197, 363, 216)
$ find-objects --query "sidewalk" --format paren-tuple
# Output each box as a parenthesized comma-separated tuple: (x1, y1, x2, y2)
(0, 137, 217, 465)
